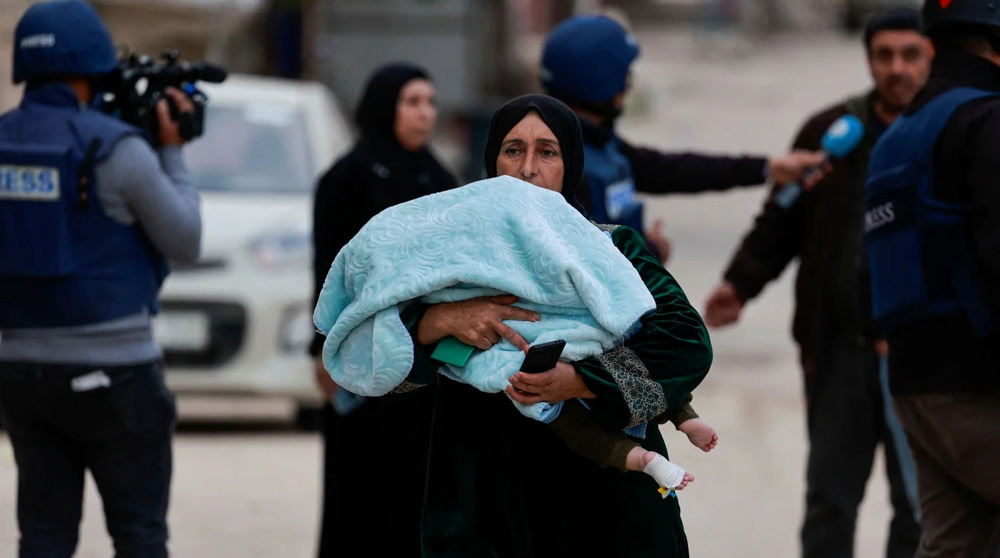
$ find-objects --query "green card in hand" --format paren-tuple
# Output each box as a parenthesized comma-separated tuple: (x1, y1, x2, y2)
(431, 336, 476, 367)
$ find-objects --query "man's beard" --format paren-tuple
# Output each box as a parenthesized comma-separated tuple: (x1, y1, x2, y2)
(877, 78, 915, 115)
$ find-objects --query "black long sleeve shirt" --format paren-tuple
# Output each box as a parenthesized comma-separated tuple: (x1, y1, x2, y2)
(721, 91, 882, 373)
(578, 120, 769, 202)
(620, 139, 769, 195)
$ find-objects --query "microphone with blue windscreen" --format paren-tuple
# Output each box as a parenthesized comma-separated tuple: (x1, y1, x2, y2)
(773, 114, 865, 209)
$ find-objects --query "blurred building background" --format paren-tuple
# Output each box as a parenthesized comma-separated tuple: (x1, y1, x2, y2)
(0, 0, 913, 177)
(0, 1, 926, 555)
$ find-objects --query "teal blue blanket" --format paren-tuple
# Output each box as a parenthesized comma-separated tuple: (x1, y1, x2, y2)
(313, 177, 656, 420)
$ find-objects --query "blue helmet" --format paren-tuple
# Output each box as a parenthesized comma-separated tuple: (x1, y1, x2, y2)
(13, 0, 118, 84)
(540, 15, 640, 105)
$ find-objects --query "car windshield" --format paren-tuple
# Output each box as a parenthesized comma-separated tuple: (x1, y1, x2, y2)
(185, 103, 314, 194)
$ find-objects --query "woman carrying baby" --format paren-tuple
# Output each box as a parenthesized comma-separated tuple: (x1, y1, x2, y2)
(409, 94, 713, 558)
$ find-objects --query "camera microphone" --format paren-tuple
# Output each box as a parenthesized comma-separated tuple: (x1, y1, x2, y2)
(183, 62, 227, 84)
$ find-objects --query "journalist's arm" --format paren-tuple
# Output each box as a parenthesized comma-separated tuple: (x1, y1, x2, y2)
(95, 137, 201, 263)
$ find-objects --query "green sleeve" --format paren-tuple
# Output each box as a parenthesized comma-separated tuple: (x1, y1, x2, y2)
(657, 394, 699, 429)
(574, 224, 713, 429)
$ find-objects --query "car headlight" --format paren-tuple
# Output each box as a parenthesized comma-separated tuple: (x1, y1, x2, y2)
(248, 232, 311, 271)
(280, 303, 316, 354)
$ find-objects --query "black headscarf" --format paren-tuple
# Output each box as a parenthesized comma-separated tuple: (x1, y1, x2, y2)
(355, 62, 430, 141)
(311, 62, 457, 356)
(344, 61, 455, 199)
(483, 94, 586, 214)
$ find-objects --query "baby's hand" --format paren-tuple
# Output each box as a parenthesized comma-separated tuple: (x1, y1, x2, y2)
(679, 417, 718, 452)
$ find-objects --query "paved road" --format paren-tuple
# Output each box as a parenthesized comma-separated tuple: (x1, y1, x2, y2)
(0, 27, 900, 558)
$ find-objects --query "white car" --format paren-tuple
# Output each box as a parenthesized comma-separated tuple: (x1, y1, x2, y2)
(154, 74, 352, 424)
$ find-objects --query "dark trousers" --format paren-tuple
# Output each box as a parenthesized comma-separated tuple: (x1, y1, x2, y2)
(0, 360, 176, 558)
(893, 392, 1000, 558)
(801, 339, 921, 558)
(316, 388, 434, 558)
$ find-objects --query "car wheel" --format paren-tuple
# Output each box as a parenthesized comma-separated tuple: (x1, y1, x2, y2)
(294, 403, 324, 432)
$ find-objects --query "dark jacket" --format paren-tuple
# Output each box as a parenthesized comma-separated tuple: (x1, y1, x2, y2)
(310, 138, 458, 356)
(885, 52, 1000, 394)
(721, 90, 885, 373)
(621, 141, 769, 195)
(578, 119, 769, 201)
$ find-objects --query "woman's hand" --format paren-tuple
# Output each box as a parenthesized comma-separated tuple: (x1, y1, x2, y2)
(417, 294, 538, 351)
(505, 361, 596, 405)
(314, 353, 338, 400)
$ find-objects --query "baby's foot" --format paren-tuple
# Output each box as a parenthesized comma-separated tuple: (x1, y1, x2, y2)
(651, 453, 695, 491)
(679, 417, 719, 452)
(641, 452, 690, 492)
(675, 472, 695, 491)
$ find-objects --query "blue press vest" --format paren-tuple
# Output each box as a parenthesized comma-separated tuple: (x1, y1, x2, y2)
(0, 83, 167, 328)
(864, 86, 998, 337)
(583, 136, 644, 233)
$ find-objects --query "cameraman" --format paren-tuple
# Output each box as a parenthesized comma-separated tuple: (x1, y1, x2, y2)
(0, 1, 200, 557)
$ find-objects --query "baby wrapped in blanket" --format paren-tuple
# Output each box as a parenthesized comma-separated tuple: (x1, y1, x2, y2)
(314, 177, 693, 492)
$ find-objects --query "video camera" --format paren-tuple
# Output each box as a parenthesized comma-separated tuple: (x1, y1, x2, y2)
(99, 49, 228, 144)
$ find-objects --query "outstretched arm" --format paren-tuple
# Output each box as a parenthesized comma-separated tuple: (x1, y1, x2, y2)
(621, 139, 823, 195)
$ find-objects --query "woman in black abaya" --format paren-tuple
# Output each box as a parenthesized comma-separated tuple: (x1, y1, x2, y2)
(309, 62, 457, 558)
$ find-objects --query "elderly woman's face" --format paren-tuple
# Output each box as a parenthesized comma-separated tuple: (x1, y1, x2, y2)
(495, 112, 564, 192)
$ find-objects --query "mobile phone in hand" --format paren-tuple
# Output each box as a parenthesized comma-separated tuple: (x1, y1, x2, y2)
(519, 340, 566, 374)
